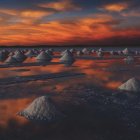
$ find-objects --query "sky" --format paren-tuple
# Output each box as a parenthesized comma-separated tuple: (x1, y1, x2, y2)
(0, 0, 140, 46)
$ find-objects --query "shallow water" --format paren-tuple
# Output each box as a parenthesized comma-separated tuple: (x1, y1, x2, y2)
(0, 50, 140, 140)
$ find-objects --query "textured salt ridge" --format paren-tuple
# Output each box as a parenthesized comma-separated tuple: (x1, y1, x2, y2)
(18, 96, 64, 122)
(118, 78, 140, 92)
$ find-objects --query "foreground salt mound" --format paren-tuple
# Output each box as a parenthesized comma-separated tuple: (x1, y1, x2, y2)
(18, 96, 64, 122)
(118, 78, 140, 92)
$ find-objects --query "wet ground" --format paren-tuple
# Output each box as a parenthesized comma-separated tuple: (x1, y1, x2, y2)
(0, 52, 140, 140)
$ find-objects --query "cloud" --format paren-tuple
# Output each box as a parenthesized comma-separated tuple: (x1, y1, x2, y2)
(38, 0, 81, 11)
(122, 10, 140, 17)
(100, 2, 129, 12)
(0, 8, 55, 26)
(0, 13, 140, 46)
(20, 10, 53, 18)
(0, 0, 140, 46)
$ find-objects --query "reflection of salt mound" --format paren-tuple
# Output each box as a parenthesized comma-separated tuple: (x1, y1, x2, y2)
(18, 96, 64, 122)
(36, 51, 52, 62)
(60, 50, 75, 66)
(124, 56, 134, 64)
(5, 56, 17, 64)
(118, 78, 140, 92)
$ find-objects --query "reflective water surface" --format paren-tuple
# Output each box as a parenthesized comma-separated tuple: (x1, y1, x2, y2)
(0, 53, 140, 140)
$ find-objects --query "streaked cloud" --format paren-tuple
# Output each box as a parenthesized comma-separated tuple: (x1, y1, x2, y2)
(100, 3, 129, 12)
(38, 0, 81, 11)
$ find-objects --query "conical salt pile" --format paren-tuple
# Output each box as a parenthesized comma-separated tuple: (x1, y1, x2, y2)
(60, 50, 75, 66)
(5, 56, 17, 64)
(82, 48, 90, 55)
(110, 51, 115, 55)
(91, 49, 95, 53)
(135, 51, 139, 55)
(45, 50, 53, 56)
(18, 96, 64, 122)
(98, 48, 103, 52)
(61, 49, 69, 56)
(70, 48, 76, 53)
(25, 50, 35, 57)
(77, 50, 83, 56)
(123, 48, 130, 55)
(36, 51, 52, 63)
(97, 51, 103, 57)
(13, 51, 26, 63)
(118, 78, 140, 92)
(8, 52, 14, 56)
(118, 51, 122, 55)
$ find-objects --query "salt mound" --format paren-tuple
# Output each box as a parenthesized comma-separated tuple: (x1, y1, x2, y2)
(118, 78, 140, 92)
(97, 51, 103, 57)
(45, 50, 53, 56)
(36, 51, 52, 62)
(77, 50, 83, 56)
(82, 48, 90, 55)
(61, 49, 70, 56)
(60, 50, 75, 66)
(110, 51, 115, 55)
(98, 48, 103, 52)
(13, 51, 26, 62)
(5, 56, 17, 64)
(18, 96, 64, 122)
(123, 48, 131, 55)
(25, 50, 35, 57)
(70, 48, 76, 53)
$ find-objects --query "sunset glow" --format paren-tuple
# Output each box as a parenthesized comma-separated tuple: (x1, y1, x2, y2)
(0, 0, 140, 46)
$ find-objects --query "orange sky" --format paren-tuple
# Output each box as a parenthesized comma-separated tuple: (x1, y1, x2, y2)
(0, 0, 140, 46)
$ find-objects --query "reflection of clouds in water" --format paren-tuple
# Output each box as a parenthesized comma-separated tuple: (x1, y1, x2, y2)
(0, 57, 140, 127)
(0, 98, 32, 126)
